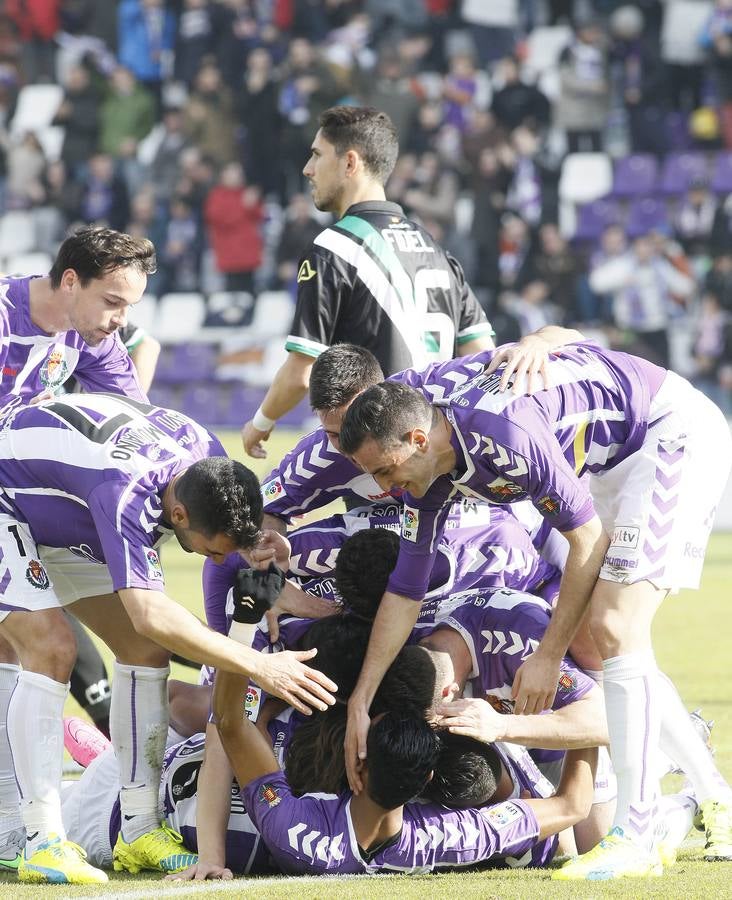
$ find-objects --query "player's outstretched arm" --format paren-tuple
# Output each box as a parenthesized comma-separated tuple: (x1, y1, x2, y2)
(119, 587, 336, 714)
(214, 669, 282, 788)
(241, 351, 314, 458)
(165, 721, 234, 882)
(345, 591, 421, 793)
(512, 518, 608, 716)
(486, 325, 585, 394)
(523, 747, 598, 840)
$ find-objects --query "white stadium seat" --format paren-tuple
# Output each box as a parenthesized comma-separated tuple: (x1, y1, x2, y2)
(10, 84, 63, 136)
(129, 293, 158, 334)
(559, 153, 613, 205)
(0, 211, 36, 257)
(248, 291, 294, 340)
(523, 26, 572, 77)
(4, 251, 52, 276)
(154, 292, 206, 342)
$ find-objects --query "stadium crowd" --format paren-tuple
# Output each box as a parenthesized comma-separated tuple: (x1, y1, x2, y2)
(0, 2, 731, 410)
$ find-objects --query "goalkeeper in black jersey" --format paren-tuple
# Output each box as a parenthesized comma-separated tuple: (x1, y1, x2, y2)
(242, 105, 495, 458)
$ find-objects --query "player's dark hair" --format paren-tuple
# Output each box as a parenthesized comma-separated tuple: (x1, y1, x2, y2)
(334, 528, 399, 620)
(340, 382, 435, 455)
(297, 614, 370, 700)
(421, 732, 502, 809)
(309, 344, 384, 412)
(318, 106, 399, 184)
(366, 713, 440, 810)
(374, 644, 436, 719)
(285, 710, 349, 796)
(49, 225, 157, 288)
(175, 458, 262, 548)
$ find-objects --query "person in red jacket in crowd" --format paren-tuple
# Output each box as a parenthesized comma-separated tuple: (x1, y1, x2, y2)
(5, 0, 59, 82)
(204, 162, 264, 294)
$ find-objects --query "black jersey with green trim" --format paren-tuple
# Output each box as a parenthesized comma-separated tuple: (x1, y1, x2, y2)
(285, 200, 493, 375)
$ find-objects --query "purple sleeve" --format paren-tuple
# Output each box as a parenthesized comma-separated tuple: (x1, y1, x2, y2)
(261, 430, 354, 522)
(73, 332, 149, 402)
(472, 413, 596, 532)
(87, 479, 166, 591)
(241, 772, 345, 875)
(202, 553, 243, 634)
(452, 799, 540, 863)
(386, 485, 455, 600)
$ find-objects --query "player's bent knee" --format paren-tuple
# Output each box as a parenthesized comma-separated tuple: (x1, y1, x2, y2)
(8, 608, 77, 679)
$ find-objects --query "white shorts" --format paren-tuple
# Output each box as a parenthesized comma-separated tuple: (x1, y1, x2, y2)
(61, 749, 119, 869)
(591, 371, 732, 592)
(538, 746, 617, 806)
(0, 514, 114, 622)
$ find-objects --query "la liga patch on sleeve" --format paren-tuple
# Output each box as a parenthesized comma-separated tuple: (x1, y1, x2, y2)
(484, 801, 523, 829)
(144, 547, 164, 581)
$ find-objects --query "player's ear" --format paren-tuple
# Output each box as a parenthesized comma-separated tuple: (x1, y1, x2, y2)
(411, 428, 429, 451)
(344, 148, 360, 176)
(170, 501, 190, 528)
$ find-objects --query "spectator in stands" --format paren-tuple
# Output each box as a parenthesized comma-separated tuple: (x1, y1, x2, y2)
(700, 0, 732, 146)
(53, 63, 100, 177)
(460, 0, 519, 65)
(490, 56, 551, 133)
(79, 153, 129, 232)
(610, 4, 670, 156)
(278, 37, 342, 194)
(117, 0, 176, 104)
(5, 0, 59, 83)
(705, 250, 732, 312)
(692, 289, 732, 413)
(32, 159, 82, 253)
(174, 0, 215, 86)
(401, 150, 459, 234)
(240, 47, 282, 198)
(357, 51, 422, 147)
(504, 277, 558, 335)
(518, 222, 581, 323)
(673, 177, 718, 259)
(6, 131, 45, 210)
(204, 161, 264, 294)
(147, 106, 190, 201)
(557, 18, 610, 153)
(183, 61, 237, 166)
(503, 125, 558, 230)
(274, 192, 322, 292)
(441, 52, 481, 135)
(579, 222, 628, 323)
(100, 67, 156, 163)
(470, 144, 510, 301)
(497, 210, 535, 293)
(589, 233, 695, 367)
(158, 197, 202, 294)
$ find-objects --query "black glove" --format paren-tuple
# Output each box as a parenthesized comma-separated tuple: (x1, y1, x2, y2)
(232, 563, 286, 624)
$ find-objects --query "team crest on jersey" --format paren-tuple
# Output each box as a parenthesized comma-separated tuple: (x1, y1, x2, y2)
(258, 781, 281, 808)
(537, 495, 560, 516)
(39, 349, 69, 390)
(401, 506, 419, 542)
(558, 672, 577, 693)
(144, 547, 164, 580)
(25, 559, 49, 590)
(297, 259, 317, 282)
(486, 801, 523, 828)
(262, 478, 285, 503)
(486, 477, 524, 501)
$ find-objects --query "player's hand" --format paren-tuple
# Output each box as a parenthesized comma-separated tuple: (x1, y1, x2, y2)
(241, 420, 271, 458)
(512, 651, 560, 715)
(265, 583, 339, 643)
(253, 647, 336, 716)
(435, 697, 507, 743)
(165, 861, 233, 881)
(345, 697, 371, 794)
(484, 335, 554, 395)
(245, 529, 292, 571)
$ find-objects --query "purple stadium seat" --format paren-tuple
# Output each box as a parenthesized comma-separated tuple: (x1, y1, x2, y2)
(659, 152, 709, 195)
(147, 383, 180, 411)
(665, 111, 692, 152)
(626, 197, 670, 238)
(171, 343, 218, 382)
(180, 383, 225, 426)
(221, 385, 266, 428)
(711, 152, 732, 193)
(150, 347, 179, 384)
(574, 198, 623, 241)
(612, 154, 658, 198)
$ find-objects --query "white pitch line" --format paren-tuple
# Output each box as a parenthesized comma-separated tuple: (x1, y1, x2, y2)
(80, 873, 378, 900)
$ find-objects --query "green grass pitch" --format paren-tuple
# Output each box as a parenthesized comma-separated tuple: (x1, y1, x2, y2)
(3, 428, 731, 898)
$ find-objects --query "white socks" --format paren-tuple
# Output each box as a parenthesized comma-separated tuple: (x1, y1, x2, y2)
(6, 671, 67, 854)
(603, 651, 660, 850)
(657, 672, 732, 804)
(110, 662, 169, 843)
(0, 664, 22, 848)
